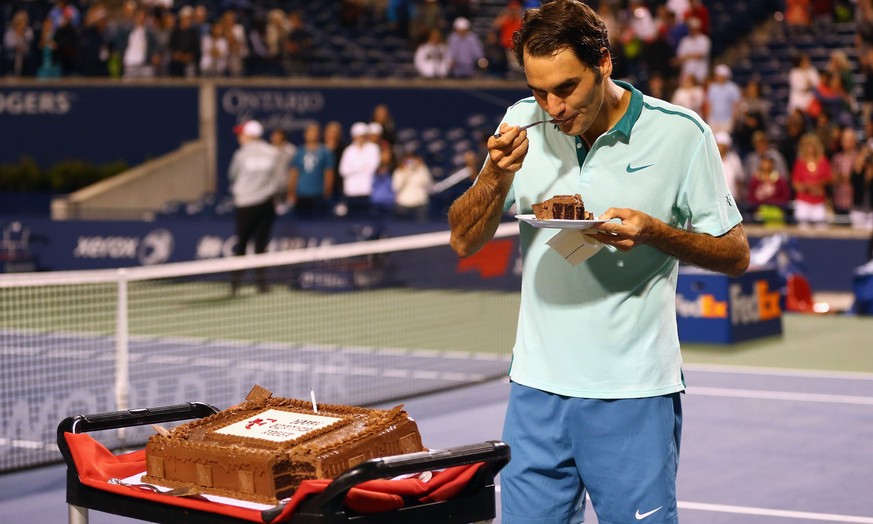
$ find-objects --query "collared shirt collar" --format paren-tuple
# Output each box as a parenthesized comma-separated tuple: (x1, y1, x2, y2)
(610, 79, 643, 141)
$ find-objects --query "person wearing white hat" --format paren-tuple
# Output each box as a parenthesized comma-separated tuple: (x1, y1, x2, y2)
(447, 16, 484, 78)
(338, 121, 381, 218)
(228, 119, 284, 294)
(705, 63, 741, 134)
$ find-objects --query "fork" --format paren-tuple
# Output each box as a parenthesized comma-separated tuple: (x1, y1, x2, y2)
(108, 477, 207, 499)
(493, 118, 560, 138)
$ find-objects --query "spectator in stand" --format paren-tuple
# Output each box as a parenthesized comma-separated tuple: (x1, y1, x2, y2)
(746, 131, 791, 191)
(323, 120, 348, 208)
(793, 132, 834, 229)
(788, 53, 820, 116)
(259, 9, 286, 76)
(827, 50, 855, 94)
(117, 7, 158, 78)
(715, 131, 746, 211)
(199, 22, 228, 77)
(674, 16, 709, 84)
(168, 6, 200, 77)
(152, 9, 176, 77)
(615, 1, 653, 83)
(48, 0, 81, 31)
(671, 72, 705, 116)
(851, 139, 873, 229)
(666, 0, 691, 19)
(288, 122, 335, 219)
(779, 108, 809, 170)
(737, 78, 772, 127)
(645, 71, 670, 100)
(858, 0, 873, 60)
(4, 11, 34, 77)
(662, 7, 688, 53)
(371, 148, 396, 219)
(193, 5, 211, 37)
(447, 17, 483, 78)
(858, 46, 873, 125)
(339, 121, 381, 218)
(482, 28, 509, 78)
(220, 10, 247, 77)
(283, 10, 311, 76)
(630, 0, 658, 41)
(493, 0, 524, 73)
(684, 0, 710, 34)
(785, 0, 813, 34)
(705, 64, 742, 134)
(37, 16, 62, 78)
(392, 149, 433, 222)
(366, 106, 393, 147)
(811, 70, 857, 128)
(410, 0, 446, 46)
(414, 28, 451, 78)
(643, 6, 679, 82)
(53, 5, 80, 76)
(271, 128, 298, 166)
(734, 78, 771, 158)
(831, 127, 860, 218)
(812, 106, 842, 157)
(270, 127, 296, 214)
(78, 5, 112, 77)
(228, 120, 285, 294)
(747, 155, 791, 225)
(387, 0, 414, 38)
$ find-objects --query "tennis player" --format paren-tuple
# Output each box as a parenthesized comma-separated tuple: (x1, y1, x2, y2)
(447, 1, 750, 522)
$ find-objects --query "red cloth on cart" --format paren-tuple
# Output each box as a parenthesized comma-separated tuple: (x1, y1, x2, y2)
(64, 432, 485, 523)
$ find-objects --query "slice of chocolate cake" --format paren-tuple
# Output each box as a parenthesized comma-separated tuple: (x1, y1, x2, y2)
(532, 194, 594, 220)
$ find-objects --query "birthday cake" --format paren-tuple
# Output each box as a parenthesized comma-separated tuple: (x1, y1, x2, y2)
(142, 385, 425, 503)
(532, 194, 594, 220)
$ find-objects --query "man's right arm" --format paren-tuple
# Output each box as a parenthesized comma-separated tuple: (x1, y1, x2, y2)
(448, 125, 529, 257)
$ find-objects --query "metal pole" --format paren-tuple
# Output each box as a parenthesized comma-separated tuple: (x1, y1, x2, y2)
(115, 269, 129, 444)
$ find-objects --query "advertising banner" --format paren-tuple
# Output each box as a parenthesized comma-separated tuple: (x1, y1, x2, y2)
(0, 85, 199, 168)
(214, 85, 529, 195)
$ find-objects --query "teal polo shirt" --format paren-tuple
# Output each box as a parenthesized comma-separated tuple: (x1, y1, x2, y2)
(502, 80, 742, 399)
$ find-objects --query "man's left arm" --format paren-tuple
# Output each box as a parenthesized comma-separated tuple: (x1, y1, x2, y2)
(594, 208, 750, 277)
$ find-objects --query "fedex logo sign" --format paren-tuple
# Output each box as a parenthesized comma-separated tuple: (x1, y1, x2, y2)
(729, 280, 781, 325)
(676, 293, 728, 319)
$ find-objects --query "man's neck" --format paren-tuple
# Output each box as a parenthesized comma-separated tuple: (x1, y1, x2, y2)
(580, 79, 630, 148)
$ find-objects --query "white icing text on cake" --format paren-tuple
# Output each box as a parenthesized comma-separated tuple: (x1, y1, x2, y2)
(216, 409, 341, 442)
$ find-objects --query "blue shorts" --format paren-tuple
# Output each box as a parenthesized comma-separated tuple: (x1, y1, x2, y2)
(501, 382, 682, 524)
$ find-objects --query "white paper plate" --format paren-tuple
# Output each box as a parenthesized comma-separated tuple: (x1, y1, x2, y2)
(515, 214, 607, 230)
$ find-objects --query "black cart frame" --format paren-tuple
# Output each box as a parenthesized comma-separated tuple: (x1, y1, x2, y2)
(57, 402, 510, 524)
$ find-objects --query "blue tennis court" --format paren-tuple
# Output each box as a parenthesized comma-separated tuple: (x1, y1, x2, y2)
(2, 361, 872, 523)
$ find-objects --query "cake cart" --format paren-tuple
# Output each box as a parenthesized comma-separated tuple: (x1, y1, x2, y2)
(57, 402, 510, 524)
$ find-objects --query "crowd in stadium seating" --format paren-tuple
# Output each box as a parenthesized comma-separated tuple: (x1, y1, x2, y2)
(2, 0, 872, 230)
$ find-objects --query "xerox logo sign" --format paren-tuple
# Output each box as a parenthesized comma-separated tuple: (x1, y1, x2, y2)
(72, 229, 174, 265)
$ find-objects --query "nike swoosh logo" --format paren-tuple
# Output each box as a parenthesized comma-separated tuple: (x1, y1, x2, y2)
(635, 506, 663, 520)
(626, 163, 654, 173)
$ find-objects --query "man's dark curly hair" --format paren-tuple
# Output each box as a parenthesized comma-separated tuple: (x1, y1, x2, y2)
(512, 0, 613, 81)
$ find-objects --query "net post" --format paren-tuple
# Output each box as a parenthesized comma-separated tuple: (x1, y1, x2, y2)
(114, 269, 130, 444)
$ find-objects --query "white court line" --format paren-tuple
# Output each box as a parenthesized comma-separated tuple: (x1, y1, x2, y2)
(684, 363, 873, 381)
(678, 501, 873, 523)
(689, 386, 873, 406)
(495, 486, 873, 523)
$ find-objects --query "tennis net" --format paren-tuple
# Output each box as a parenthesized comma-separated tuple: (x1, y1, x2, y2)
(0, 224, 520, 471)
